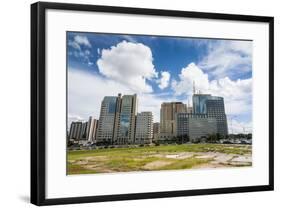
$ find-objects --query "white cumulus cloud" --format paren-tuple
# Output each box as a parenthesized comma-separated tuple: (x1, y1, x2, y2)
(68, 69, 174, 125)
(73, 35, 92, 48)
(198, 40, 252, 78)
(68, 69, 131, 124)
(172, 63, 209, 96)
(97, 41, 157, 93)
(172, 62, 252, 117)
(68, 35, 93, 66)
(157, 71, 170, 89)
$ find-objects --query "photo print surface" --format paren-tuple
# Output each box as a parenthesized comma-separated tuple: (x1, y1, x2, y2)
(67, 32, 253, 175)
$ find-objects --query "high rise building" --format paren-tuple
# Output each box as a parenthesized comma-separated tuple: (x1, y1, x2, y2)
(193, 94, 228, 137)
(81, 122, 88, 139)
(189, 115, 217, 140)
(86, 116, 98, 143)
(116, 94, 137, 144)
(176, 113, 217, 141)
(69, 122, 75, 139)
(96, 94, 137, 145)
(160, 102, 187, 137)
(206, 97, 228, 136)
(153, 122, 160, 139)
(69, 121, 82, 140)
(96, 96, 119, 144)
(135, 112, 153, 144)
(113, 93, 122, 142)
(192, 94, 212, 114)
(176, 114, 189, 139)
(69, 121, 88, 140)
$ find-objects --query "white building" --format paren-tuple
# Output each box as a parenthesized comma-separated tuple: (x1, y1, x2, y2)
(135, 112, 153, 144)
(86, 116, 98, 143)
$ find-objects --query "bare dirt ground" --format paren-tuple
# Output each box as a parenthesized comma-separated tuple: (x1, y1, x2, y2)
(67, 144, 252, 174)
(193, 152, 252, 169)
(143, 161, 173, 170)
(69, 151, 252, 173)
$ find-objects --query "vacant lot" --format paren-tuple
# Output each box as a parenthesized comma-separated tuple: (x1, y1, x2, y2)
(67, 144, 252, 175)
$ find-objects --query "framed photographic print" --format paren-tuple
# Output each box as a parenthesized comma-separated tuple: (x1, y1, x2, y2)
(31, 1, 274, 206)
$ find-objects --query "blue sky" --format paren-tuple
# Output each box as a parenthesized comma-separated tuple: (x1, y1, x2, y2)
(67, 32, 253, 134)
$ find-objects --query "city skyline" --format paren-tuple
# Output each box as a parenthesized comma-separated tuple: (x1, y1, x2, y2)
(68, 92, 229, 145)
(68, 32, 252, 134)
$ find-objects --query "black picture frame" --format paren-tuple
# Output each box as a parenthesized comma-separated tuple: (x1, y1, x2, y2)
(31, 1, 274, 206)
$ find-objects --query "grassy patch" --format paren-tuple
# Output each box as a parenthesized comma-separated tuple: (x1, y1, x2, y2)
(67, 163, 99, 174)
(67, 144, 252, 175)
(157, 157, 212, 170)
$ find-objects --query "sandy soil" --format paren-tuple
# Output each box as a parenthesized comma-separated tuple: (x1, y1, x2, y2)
(193, 152, 252, 169)
(70, 151, 252, 173)
(164, 152, 194, 159)
(143, 161, 173, 170)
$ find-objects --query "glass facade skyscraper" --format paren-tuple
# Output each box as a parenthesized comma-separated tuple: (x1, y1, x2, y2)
(72, 92, 228, 145)
(176, 113, 217, 141)
(206, 97, 228, 136)
(192, 94, 212, 114)
(96, 94, 137, 145)
(191, 94, 228, 137)
(96, 96, 118, 144)
(117, 94, 137, 144)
